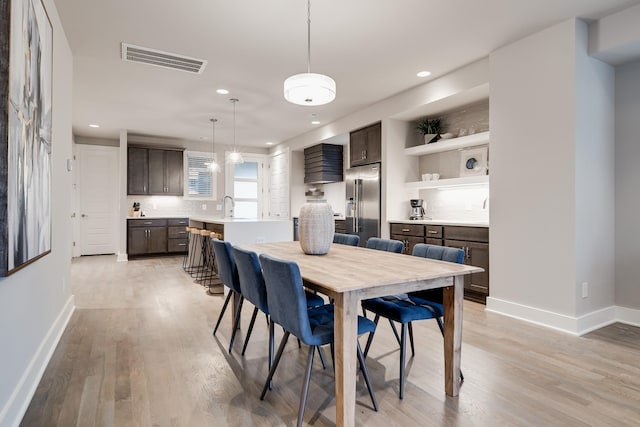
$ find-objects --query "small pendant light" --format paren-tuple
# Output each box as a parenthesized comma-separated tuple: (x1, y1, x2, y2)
(227, 98, 244, 164)
(208, 118, 220, 173)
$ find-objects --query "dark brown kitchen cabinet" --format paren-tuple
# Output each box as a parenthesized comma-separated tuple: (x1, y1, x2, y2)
(128, 147, 183, 196)
(349, 122, 381, 167)
(335, 219, 346, 234)
(128, 147, 149, 195)
(444, 226, 489, 304)
(127, 218, 189, 257)
(390, 223, 426, 255)
(127, 219, 168, 256)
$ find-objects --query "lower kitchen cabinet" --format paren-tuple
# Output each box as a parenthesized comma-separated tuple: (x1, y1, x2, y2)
(444, 226, 489, 304)
(389, 222, 489, 303)
(128, 218, 189, 256)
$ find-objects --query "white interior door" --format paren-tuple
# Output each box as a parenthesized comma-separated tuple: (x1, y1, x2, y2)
(77, 145, 118, 255)
(268, 149, 289, 219)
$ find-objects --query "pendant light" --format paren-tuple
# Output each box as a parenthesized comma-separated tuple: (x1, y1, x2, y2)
(227, 98, 244, 164)
(208, 118, 220, 173)
(284, 0, 336, 106)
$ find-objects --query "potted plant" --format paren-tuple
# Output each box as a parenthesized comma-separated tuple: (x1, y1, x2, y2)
(416, 118, 441, 144)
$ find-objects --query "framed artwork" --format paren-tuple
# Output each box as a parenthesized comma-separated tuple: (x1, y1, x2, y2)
(0, 0, 53, 276)
(459, 146, 488, 177)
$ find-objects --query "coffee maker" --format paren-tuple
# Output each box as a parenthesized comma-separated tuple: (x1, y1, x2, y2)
(410, 199, 425, 220)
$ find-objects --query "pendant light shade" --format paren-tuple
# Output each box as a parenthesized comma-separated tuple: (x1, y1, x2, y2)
(227, 98, 244, 164)
(208, 118, 220, 173)
(284, 0, 336, 106)
(284, 73, 336, 106)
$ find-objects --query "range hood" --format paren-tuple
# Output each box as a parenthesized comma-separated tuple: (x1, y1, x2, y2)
(304, 144, 343, 184)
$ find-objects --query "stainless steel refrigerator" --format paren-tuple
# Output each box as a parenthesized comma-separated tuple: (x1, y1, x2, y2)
(345, 163, 381, 247)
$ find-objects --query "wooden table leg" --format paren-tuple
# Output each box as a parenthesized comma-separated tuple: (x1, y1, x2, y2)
(334, 291, 358, 427)
(443, 275, 463, 396)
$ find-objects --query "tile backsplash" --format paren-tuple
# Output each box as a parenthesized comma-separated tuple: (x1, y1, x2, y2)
(418, 186, 489, 223)
(126, 196, 223, 218)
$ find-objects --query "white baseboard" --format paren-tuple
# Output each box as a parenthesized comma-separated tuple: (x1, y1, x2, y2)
(616, 306, 640, 327)
(0, 295, 75, 427)
(486, 297, 639, 336)
(116, 252, 128, 262)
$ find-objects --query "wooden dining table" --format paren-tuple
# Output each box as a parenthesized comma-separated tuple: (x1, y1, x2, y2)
(241, 241, 482, 427)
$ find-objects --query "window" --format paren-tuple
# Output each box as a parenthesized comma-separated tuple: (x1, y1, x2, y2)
(184, 151, 217, 200)
(226, 154, 264, 218)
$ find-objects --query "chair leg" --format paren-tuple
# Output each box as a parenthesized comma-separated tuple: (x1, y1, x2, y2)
(261, 331, 290, 400)
(408, 321, 415, 357)
(389, 318, 401, 346)
(363, 314, 380, 358)
(399, 323, 407, 400)
(268, 319, 274, 390)
(436, 317, 464, 383)
(228, 297, 244, 353)
(213, 291, 232, 336)
(317, 346, 327, 369)
(241, 307, 259, 355)
(297, 345, 316, 427)
(357, 342, 378, 411)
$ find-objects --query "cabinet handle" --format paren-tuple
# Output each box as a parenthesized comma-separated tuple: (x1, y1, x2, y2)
(465, 247, 470, 259)
(179, 231, 187, 235)
(177, 243, 186, 247)
(362, 150, 367, 159)
(402, 228, 410, 232)
(470, 283, 488, 291)
(427, 230, 439, 234)
(144, 221, 153, 225)
(144, 185, 147, 193)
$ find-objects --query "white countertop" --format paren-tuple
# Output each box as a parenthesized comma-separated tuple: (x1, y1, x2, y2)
(189, 216, 291, 224)
(389, 219, 489, 227)
(127, 215, 188, 219)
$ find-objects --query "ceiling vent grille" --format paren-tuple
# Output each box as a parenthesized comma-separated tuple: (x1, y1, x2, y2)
(121, 43, 207, 74)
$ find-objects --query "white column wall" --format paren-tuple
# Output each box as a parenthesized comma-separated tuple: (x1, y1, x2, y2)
(489, 19, 578, 318)
(574, 20, 616, 317)
(0, 1, 75, 425)
(615, 59, 640, 311)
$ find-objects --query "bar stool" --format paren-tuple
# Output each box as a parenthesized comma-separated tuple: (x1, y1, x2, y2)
(206, 232, 224, 295)
(196, 229, 216, 284)
(186, 227, 203, 277)
(182, 226, 193, 271)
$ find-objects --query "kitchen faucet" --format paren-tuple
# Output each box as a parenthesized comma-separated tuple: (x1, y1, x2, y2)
(223, 195, 234, 218)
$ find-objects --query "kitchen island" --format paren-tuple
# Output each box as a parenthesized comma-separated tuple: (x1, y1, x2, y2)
(189, 217, 293, 244)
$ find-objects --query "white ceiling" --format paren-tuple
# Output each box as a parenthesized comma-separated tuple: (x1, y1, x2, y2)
(53, 0, 639, 148)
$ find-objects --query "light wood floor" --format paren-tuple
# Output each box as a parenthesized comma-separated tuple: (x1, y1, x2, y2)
(21, 255, 640, 426)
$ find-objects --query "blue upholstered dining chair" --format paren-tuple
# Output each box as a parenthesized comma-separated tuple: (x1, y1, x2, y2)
(258, 254, 378, 427)
(361, 243, 465, 399)
(366, 237, 404, 253)
(333, 232, 360, 246)
(211, 239, 245, 353)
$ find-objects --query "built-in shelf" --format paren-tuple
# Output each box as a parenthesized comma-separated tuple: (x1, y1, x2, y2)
(405, 131, 490, 157)
(406, 175, 489, 190)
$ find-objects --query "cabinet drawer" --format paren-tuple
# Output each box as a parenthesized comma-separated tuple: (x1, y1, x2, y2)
(128, 219, 167, 228)
(168, 218, 189, 226)
(425, 225, 442, 238)
(168, 238, 188, 253)
(443, 226, 488, 243)
(390, 223, 425, 237)
(335, 219, 346, 234)
(168, 226, 189, 239)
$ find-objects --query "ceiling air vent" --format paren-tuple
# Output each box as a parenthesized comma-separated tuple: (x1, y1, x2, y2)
(121, 43, 207, 74)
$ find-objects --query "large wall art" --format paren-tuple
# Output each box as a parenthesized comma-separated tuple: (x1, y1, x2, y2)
(0, 0, 53, 276)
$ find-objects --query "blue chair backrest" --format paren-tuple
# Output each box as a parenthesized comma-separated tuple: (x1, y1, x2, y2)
(366, 237, 404, 253)
(211, 240, 241, 293)
(259, 254, 314, 343)
(412, 243, 464, 264)
(232, 247, 268, 313)
(333, 233, 360, 246)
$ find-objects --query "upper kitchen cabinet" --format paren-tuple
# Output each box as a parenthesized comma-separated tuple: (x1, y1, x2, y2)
(128, 147, 184, 196)
(349, 122, 381, 167)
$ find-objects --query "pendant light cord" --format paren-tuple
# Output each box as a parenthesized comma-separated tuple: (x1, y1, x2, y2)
(307, 0, 311, 74)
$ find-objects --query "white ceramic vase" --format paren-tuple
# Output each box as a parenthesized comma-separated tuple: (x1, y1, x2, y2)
(299, 200, 334, 255)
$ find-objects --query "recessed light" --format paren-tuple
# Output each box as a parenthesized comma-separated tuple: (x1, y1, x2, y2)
(417, 71, 431, 78)
(89, 124, 100, 128)
(265, 141, 274, 146)
(311, 120, 320, 125)
(216, 89, 229, 95)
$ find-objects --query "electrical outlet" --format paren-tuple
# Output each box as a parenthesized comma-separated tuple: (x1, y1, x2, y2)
(201, 203, 207, 210)
(581, 282, 589, 298)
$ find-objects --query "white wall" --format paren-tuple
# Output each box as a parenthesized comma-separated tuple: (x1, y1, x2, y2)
(0, 0, 75, 425)
(489, 18, 617, 333)
(615, 59, 640, 310)
(573, 21, 615, 317)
